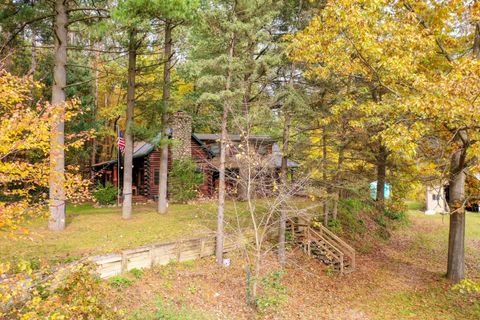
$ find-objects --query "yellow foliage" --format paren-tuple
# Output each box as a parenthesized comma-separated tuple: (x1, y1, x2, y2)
(0, 70, 91, 237)
(290, 0, 480, 186)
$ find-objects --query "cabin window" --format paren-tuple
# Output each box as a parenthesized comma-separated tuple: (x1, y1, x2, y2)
(154, 169, 159, 185)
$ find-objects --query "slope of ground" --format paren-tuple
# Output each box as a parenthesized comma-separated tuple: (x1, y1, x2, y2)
(108, 210, 480, 319)
(0, 201, 253, 263)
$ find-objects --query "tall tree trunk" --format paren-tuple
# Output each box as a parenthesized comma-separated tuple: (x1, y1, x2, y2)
(446, 136, 468, 283)
(216, 34, 234, 265)
(322, 127, 329, 226)
(278, 64, 296, 267)
(332, 146, 344, 220)
(376, 145, 388, 208)
(278, 111, 291, 267)
(445, 21, 480, 283)
(27, 29, 37, 77)
(237, 43, 254, 201)
(90, 45, 100, 179)
(48, 0, 68, 231)
(473, 22, 480, 59)
(158, 20, 173, 214)
(122, 28, 136, 220)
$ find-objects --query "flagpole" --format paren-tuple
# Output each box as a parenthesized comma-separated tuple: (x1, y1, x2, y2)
(117, 125, 121, 207)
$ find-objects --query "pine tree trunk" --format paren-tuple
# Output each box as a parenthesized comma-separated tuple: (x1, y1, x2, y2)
(158, 21, 173, 214)
(376, 145, 388, 207)
(332, 146, 345, 220)
(216, 34, 234, 265)
(122, 28, 136, 220)
(237, 44, 254, 201)
(48, 0, 68, 231)
(322, 127, 329, 226)
(447, 143, 467, 283)
(28, 29, 37, 77)
(278, 111, 291, 267)
(90, 46, 100, 179)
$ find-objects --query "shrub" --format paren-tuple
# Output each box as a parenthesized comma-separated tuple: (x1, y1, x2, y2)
(110, 275, 133, 288)
(130, 268, 144, 279)
(256, 271, 287, 312)
(337, 198, 371, 237)
(3, 263, 118, 319)
(384, 207, 406, 221)
(168, 159, 203, 203)
(328, 218, 342, 233)
(93, 182, 117, 205)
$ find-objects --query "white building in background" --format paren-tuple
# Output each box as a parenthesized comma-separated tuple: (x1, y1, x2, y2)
(425, 185, 448, 215)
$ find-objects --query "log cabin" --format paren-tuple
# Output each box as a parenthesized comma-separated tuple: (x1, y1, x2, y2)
(92, 111, 298, 201)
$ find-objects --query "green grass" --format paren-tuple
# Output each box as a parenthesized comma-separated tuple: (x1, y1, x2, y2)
(129, 297, 210, 320)
(406, 200, 424, 211)
(0, 201, 255, 263)
(360, 208, 480, 319)
(366, 286, 480, 320)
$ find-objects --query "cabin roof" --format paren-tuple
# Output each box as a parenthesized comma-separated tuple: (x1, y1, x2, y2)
(92, 133, 213, 167)
(193, 133, 275, 143)
(272, 143, 299, 168)
(92, 133, 299, 169)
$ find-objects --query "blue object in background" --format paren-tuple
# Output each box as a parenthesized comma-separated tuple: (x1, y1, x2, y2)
(370, 181, 391, 200)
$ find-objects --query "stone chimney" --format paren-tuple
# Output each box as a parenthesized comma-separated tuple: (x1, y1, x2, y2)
(169, 111, 192, 160)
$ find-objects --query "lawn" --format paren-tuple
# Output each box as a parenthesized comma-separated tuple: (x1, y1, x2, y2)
(0, 201, 255, 263)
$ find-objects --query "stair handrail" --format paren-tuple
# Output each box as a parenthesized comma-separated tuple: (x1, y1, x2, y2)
(288, 219, 355, 257)
(287, 218, 356, 272)
(308, 227, 347, 274)
(310, 223, 356, 271)
(313, 223, 355, 255)
(308, 227, 344, 260)
(292, 223, 343, 261)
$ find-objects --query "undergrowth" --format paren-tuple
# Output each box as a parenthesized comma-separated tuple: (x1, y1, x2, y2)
(256, 270, 288, 313)
(335, 197, 409, 246)
(129, 297, 208, 320)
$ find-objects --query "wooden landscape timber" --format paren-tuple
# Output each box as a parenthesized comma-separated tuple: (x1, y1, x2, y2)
(90, 233, 242, 278)
(0, 233, 243, 315)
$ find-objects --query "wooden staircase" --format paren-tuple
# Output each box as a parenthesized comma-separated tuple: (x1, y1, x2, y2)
(287, 219, 356, 274)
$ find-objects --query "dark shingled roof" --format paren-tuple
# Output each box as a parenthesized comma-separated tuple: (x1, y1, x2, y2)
(92, 133, 213, 167)
(193, 133, 275, 143)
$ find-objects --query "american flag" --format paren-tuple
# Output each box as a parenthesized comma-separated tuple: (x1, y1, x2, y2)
(117, 131, 125, 153)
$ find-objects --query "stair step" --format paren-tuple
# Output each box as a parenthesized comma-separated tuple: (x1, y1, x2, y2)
(288, 221, 356, 274)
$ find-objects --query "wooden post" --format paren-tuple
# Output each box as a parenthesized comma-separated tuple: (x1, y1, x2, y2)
(340, 254, 344, 275)
(121, 251, 128, 273)
(113, 164, 118, 187)
(176, 241, 182, 262)
(149, 245, 154, 267)
(200, 238, 206, 258)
